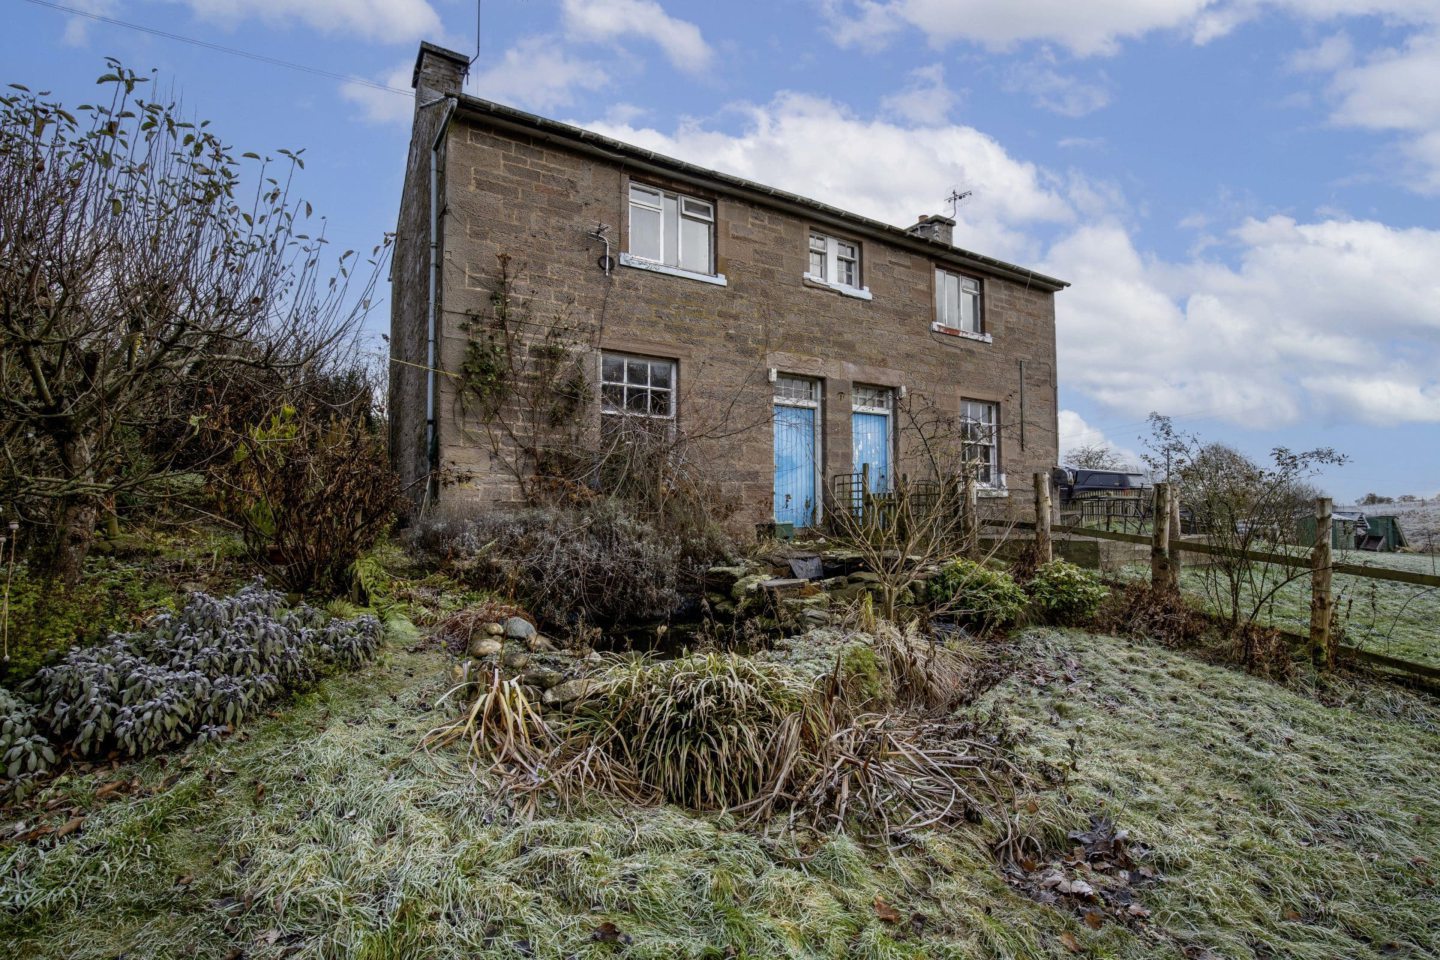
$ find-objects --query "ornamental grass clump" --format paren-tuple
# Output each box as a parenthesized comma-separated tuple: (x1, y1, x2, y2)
(28, 581, 380, 759)
(1025, 560, 1110, 627)
(925, 558, 1027, 633)
(574, 653, 828, 814)
(431, 647, 1018, 832)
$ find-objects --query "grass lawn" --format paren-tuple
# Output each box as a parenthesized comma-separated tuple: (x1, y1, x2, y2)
(2, 630, 1438, 959)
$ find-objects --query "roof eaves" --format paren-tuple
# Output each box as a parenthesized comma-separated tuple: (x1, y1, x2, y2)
(451, 94, 1070, 293)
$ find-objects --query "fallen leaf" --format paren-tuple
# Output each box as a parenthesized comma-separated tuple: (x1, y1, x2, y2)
(1084, 911, 1104, 930)
(94, 780, 126, 800)
(592, 921, 631, 944)
(1059, 931, 1082, 953)
(873, 895, 902, 923)
(55, 816, 85, 839)
(1282, 908, 1302, 922)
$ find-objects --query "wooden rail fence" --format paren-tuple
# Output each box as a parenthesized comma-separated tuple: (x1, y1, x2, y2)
(1005, 474, 1440, 684)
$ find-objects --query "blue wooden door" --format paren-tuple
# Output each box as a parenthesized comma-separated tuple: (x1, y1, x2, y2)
(774, 404, 817, 528)
(852, 412, 890, 493)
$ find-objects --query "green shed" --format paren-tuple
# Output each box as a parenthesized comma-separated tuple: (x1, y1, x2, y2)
(1357, 515, 1408, 552)
(1295, 511, 1363, 550)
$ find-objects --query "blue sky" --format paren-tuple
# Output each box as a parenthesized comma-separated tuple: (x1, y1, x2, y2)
(6, 0, 1440, 501)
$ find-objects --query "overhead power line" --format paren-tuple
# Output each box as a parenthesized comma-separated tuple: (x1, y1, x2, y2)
(20, 0, 413, 98)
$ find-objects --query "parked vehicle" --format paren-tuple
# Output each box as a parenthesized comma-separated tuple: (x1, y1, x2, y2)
(1051, 467, 1150, 504)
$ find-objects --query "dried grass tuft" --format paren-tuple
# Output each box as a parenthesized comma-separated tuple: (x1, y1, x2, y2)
(422, 670, 554, 786)
(431, 647, 1019, 834)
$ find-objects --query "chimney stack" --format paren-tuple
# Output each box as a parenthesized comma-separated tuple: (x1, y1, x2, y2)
(906, 213, 955, 246)
(412, 42, 469, 99)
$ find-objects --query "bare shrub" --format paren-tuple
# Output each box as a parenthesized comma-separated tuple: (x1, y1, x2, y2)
(0, 64, 382, 584)
(1095, 580, 1209, 649)
(212, 409, 405, 595)
(419, 503, 683, 629)
(826, 392, 1022, 619)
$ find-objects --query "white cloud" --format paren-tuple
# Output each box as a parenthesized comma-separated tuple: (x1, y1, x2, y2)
(1004, 57, 1111, 117)
(1288, 32, 1354, 73)
(1329, 31, 1440, 131)
(1044, 216, 1440, 427)
(583, 91, 1073, 262)
(340, 63, 415, 125)
(166, 0, 442, 43)
(470, 36, 610, 113)
(1059, 410, 1142, 467)
(56, 0, 117, 46)
(824, 0, 1440, 58)
(826, 0, 1220, 58)
(561, 0, 713, 73)
(1290, 28, 1440, 192)
(880, 64, 960, 125)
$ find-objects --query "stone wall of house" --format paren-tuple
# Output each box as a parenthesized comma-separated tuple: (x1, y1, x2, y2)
(388, 45, 469, 510)
(412, 68, 1061, 530)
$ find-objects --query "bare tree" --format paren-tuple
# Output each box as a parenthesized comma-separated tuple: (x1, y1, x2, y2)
(0, 62, 385, 583)
(1065, 443, 1126, 470)
(1145, 416, 1346, 665)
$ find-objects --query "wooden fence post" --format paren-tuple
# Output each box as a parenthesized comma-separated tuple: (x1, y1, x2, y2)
(962, 469, 979, 558)
(1311, 497, 1334, 671)
(1034, 471, 1053, 565)
(1151, 483, 1172, 590)
(1167, 489, 1183, 592)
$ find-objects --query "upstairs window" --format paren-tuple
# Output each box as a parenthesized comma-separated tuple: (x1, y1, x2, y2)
(936, 269, 982, 335)
(960, 399, 999, 487)
(628, 184, 714, 275)
(601, 353, 675, 420)
(807, 232, 862, 289)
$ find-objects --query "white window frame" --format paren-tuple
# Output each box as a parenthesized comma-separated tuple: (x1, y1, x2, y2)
(622, 183, 727, 285)
(804, 231, 872, 301)
(960, 399, 1003, 490)
(934, 269, 989, 341)
(600, 352, 677, 422)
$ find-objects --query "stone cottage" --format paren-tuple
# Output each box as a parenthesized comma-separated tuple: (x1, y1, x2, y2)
(390, 42, 1068, 531)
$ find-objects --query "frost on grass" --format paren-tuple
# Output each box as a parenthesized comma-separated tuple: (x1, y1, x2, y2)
(2, 635, 1438, 959)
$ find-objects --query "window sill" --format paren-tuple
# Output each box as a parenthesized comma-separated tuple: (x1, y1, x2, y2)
(977, 487, 1009, 499)
(931, 323, 992, 344)
(802, 273, 873, 301)
(619, 253, 728, 286)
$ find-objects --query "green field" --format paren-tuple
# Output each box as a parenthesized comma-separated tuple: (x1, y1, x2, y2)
(1122, 550, 1440, 672)
(3, 629, 1438, 959)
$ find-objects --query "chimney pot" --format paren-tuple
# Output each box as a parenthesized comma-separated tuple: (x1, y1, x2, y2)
(906, 213, 955, 247)
(412, 41, 469, 98)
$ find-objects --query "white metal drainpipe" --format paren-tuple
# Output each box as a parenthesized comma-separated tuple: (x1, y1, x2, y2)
(419, 95, 458, 493)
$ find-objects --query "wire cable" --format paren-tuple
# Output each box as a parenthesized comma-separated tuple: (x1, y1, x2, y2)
(19, 0, 413, 98)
